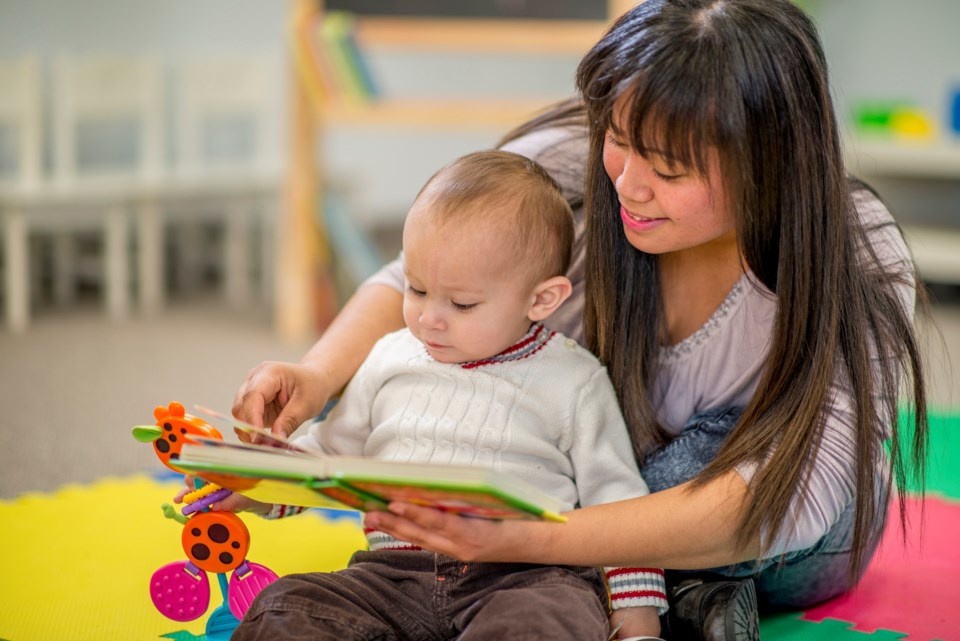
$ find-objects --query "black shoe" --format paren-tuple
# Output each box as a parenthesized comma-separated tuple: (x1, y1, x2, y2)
(666, 577, 759, 641)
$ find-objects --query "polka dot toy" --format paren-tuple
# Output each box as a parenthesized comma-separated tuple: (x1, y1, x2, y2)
(133, 401, 279, 637)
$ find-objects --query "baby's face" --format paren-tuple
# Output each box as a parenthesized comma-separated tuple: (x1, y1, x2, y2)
(401, 209, 537, 364)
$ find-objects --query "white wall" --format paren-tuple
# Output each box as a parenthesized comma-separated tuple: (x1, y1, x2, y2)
(815, 0, 960, 133)
(814, 0, 960, 229)
(2, 0, 957, 228)
(0, 0, 290, 177)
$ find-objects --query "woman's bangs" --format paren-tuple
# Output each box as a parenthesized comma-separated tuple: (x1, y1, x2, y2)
(625, 74, 717, 176)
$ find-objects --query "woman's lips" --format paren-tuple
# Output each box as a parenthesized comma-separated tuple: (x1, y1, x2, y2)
(620, 205, 665, 232)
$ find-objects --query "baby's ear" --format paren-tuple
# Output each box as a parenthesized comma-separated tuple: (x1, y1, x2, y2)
(528, 276, 573, 322)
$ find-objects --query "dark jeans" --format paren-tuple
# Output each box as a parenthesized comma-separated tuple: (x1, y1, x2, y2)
(233, 550, 610, 641)
(641, 406, 887, 609)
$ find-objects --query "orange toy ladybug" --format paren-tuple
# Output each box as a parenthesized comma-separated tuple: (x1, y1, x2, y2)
(132, 401, 222, 473)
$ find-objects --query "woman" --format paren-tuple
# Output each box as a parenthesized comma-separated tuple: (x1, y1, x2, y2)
(234, 1, 929, 639)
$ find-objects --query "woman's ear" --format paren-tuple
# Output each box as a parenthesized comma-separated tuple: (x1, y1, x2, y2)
(528, 276, 573, 322)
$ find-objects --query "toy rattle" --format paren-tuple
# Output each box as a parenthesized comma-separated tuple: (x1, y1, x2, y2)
(133, 401, 278, 640)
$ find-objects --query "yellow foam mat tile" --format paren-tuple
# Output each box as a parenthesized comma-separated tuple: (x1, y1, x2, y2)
(0, 476, 366, 641)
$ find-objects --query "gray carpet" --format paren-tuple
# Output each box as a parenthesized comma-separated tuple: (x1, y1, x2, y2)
(1, 297, 958, 499)
(0, 301, 311, 498)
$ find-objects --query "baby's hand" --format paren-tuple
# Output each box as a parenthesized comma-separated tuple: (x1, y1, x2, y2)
(174, 476, 272, 515)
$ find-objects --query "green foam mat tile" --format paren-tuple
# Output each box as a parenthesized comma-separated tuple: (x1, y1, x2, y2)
(762, 612, 909, 641)
(897, 410, 960, 500)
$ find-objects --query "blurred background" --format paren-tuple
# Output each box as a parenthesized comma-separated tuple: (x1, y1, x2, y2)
(1, 0, 958, 498)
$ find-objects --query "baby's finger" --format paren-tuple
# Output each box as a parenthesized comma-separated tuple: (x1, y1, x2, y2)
(172, 475, 197, 504)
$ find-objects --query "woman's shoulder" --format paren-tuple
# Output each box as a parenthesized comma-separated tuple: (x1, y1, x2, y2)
(847, 178, 915, 278)
(499, 124, 587, 167)
(499, 124, 588, 202)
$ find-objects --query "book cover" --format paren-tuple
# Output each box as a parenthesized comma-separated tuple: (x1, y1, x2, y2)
(320, 10, 373, 105)
(328, 11, 379, 99)
(175, 438, 566, 522)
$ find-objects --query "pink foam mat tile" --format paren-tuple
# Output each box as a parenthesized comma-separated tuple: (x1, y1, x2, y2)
(802, 495, 960, 641)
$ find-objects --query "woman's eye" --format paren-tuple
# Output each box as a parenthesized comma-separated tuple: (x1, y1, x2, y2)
(605, 132, 627, 149)
(452, 301, 477, 312)
(653, 169, 683, 182)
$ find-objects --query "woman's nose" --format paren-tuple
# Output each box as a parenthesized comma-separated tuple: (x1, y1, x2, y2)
(617, 154, 654, 204)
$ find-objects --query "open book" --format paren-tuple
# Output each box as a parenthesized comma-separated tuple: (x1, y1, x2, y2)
(175, 437, 567, 522)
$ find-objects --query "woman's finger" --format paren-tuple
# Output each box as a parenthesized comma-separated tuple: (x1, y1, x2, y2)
(365, 502, 504, 561)
(364, 508, 456, 555)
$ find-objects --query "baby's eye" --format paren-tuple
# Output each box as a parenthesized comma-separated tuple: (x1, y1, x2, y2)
(407, 285, 425, 297)
(452, 301, 477, 312)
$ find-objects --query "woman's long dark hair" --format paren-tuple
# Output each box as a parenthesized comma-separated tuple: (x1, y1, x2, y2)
(577, 0, 928, 578)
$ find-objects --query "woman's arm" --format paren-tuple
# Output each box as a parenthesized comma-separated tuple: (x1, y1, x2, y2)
(365, 469, 761, 570)
(232, 282, 404, 438)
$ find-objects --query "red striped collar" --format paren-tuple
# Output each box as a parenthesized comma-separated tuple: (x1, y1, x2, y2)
(460, 322, 556, 370)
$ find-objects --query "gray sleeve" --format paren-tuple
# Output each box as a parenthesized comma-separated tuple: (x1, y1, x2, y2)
(361, 251, 404, 293)
(501, 125, 590, 343)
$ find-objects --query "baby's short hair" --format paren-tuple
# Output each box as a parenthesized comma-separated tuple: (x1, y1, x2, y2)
(414, 150, 575, 282)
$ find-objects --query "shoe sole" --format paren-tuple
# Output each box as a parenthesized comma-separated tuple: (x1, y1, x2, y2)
(725, 578, 760, 641)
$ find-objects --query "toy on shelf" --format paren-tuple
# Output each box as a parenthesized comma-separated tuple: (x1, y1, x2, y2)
(132, 401, 279, 641)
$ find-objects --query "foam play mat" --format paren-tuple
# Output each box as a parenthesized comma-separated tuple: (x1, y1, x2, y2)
(1, 412, 958, 640)
(0, 474, 366, 641)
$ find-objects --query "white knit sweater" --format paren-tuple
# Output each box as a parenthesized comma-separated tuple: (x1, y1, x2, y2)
(293, 323, 667, 613)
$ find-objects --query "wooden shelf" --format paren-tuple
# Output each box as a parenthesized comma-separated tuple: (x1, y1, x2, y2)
(903, 225, 960, 284)
(277, 0, 637, 341)
(319, 97, 557, 129)
(355, 17, 609, 55)
(846, 138, 960, 179)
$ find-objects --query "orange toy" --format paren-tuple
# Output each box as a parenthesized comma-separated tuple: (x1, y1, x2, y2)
(137, 401, 223, 473)
(132, 401, 278, 640)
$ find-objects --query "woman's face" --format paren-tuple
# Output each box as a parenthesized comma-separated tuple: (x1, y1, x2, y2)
(602, 107, 736, 257)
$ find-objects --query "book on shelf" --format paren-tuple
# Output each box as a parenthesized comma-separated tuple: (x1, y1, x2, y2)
(175, 437, 567, 522)
(322, 11, 379, 103)
(292, 7, 379, 110)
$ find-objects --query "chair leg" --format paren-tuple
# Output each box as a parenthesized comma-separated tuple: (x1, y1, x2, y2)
(3, 208, 30, 333)
(258, 195, 276, 303)
(52, 232, 76, 307)
(105, 206, 130, 322)
(138, 200, 164, 316)
(225, 200, 252, 309)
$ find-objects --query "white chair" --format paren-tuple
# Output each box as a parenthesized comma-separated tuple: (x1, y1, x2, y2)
(43, 54, 165, 320)
(0, 57, 42, 333)
(165, 53, 282, 308)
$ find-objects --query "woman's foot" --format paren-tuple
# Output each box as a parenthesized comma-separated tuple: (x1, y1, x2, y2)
(667, 577, 759, 641)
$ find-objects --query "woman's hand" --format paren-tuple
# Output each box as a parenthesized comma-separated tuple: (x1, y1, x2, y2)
(232, 361, 332, 441)
(363, 502, 535, 562)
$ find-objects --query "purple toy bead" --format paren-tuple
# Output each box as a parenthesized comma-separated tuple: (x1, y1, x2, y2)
(182, 487, 234, 516)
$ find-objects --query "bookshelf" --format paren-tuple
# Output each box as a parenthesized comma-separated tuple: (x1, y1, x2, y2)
(844, 137, 960, 284)
(277, 0, 637, 342)
(846, 139, 960, 180)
